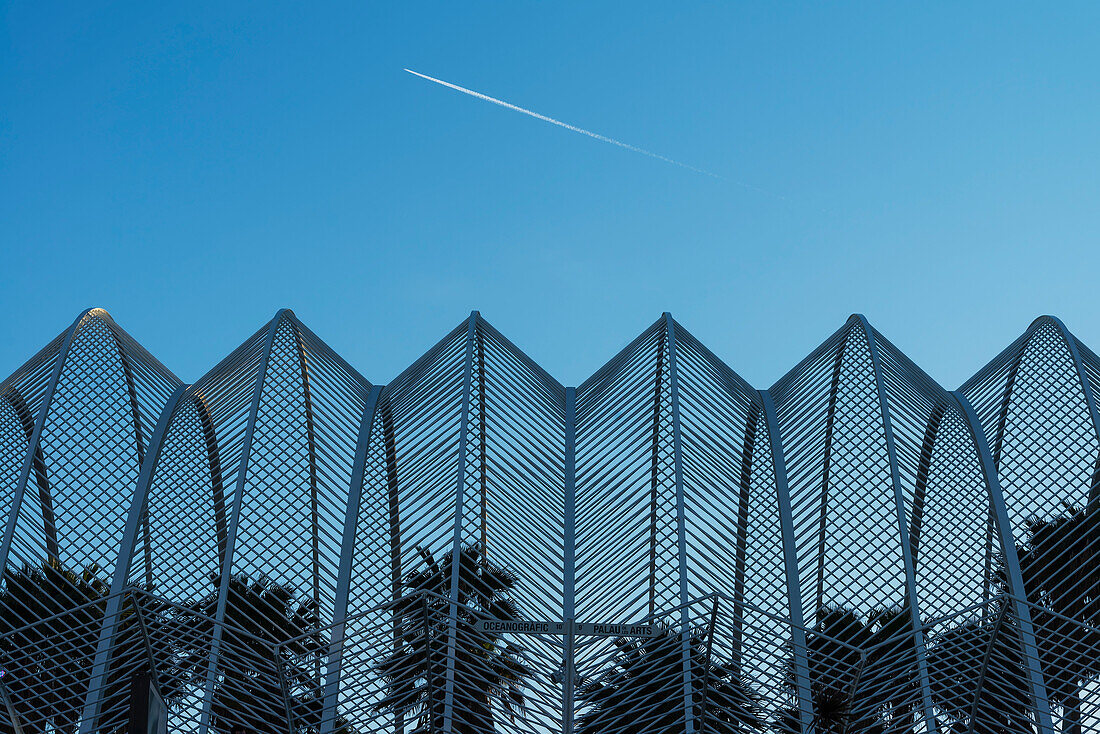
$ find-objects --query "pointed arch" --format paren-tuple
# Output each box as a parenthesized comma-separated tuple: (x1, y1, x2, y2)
(286, 315, 324, 644)
(853, 314, 940, 734)
(78, 382, 189, 733)
(952, 391, 1057, 734)
(320, 384, 383, 734)
(196, 309, 286, 734)
(0, 309, 96, 573)
(816, 324, 851, 612)
(1045, 317, 1100, 509)
(1, 386, 58, 560)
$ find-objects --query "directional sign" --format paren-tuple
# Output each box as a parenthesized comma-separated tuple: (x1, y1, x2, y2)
(478, 620, 564, 635)
(477, 620, 657, 638)
(575, 622, 656, 637)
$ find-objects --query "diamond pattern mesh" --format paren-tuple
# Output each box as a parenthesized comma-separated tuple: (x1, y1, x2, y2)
(1, 311, 1099, 734)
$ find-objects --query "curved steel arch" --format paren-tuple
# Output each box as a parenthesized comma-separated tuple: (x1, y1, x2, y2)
(192, 389, 229, 569)
(7, 309, 1100, 733)
(951, 390, 1057, 734)
(287, 314, 324, 642)
(78, 383, 235, 732)
(321, 383, 384, 734)
(909, 402, 944, 568)
(78, 382, 190, 734)
(0, 308, 96, 574)
(1044, 316, 1100, 509)
(100, 314, 156, 586)
(196, 308, 286, 734)
(759, 389, 814, 734)
(1, 386, 58, 561)
(815, 324, 851, 613)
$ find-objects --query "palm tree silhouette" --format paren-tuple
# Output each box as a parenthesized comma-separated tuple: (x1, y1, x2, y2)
(774, 606, 917, 734)
(1012, 504, 1100, 734)
(926, 609, 1035, 734)
(169, 572, 353, 734)
(375, 544, 531, 734)
(577, 623, 765, 734)
(926, 503, 1100, 734)
(0, 560, 154, 734)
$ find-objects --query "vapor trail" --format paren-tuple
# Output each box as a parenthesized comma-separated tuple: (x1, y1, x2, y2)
(404, 68, 723, 179)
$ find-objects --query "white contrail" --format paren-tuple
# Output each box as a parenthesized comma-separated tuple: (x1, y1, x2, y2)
(404, 68, 723, 179)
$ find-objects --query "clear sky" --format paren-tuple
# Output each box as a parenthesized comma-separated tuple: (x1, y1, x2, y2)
(3, 2, 1099, 390)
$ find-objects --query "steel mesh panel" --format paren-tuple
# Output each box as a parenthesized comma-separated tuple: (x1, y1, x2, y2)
(769, 320, 908, 616)
(5, 308, 1100, 732)
(0, 397, 36, 558)
(575, 318, 678, 625)
(867, 326, 1001, 618)
(336, 321, 469, 734)
(961, 317, 1100, 734)
(0, 310, 179, 734)
(337, 315, 566, 734)
(231, 317, 367, 634)
(670, 324, 794, 719)
(909, 409, 993, 617)
(134, 397, 226, 602)
(978, 320, 1096, 525)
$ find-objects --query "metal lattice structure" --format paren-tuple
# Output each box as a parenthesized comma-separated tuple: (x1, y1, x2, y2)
(2, 308, 1100, 734)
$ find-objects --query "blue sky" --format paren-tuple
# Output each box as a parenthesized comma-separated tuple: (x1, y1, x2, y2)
(3, 2, 1099, 389)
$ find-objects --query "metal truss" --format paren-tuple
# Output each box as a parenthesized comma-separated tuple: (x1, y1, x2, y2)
(2, 310, 1100, 734)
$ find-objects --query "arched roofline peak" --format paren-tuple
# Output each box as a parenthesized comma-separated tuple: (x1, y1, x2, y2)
(1029, 314, 1062, 330)
(994, 316, 1100, 471)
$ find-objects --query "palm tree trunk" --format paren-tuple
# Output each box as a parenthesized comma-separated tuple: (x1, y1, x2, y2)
(423, 596, 438, 734)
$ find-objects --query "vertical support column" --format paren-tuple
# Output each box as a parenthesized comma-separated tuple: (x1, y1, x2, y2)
(857, 315, 940, 734)
(649, 326, 667, 619)
(321, 385, 383, 734)
(730, 407, 758, 678)
(664, 314, 697, 734)
(78, 383, 188, 734)
(288, 318, 323, 662)
(563, 386, 577, 734)
(759, 391, 814, 734)
(441, 313, 479, 734)
(197, 312, 284, 734)
(952, 391, 1056, 734)
(383, 399, 404, 734)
